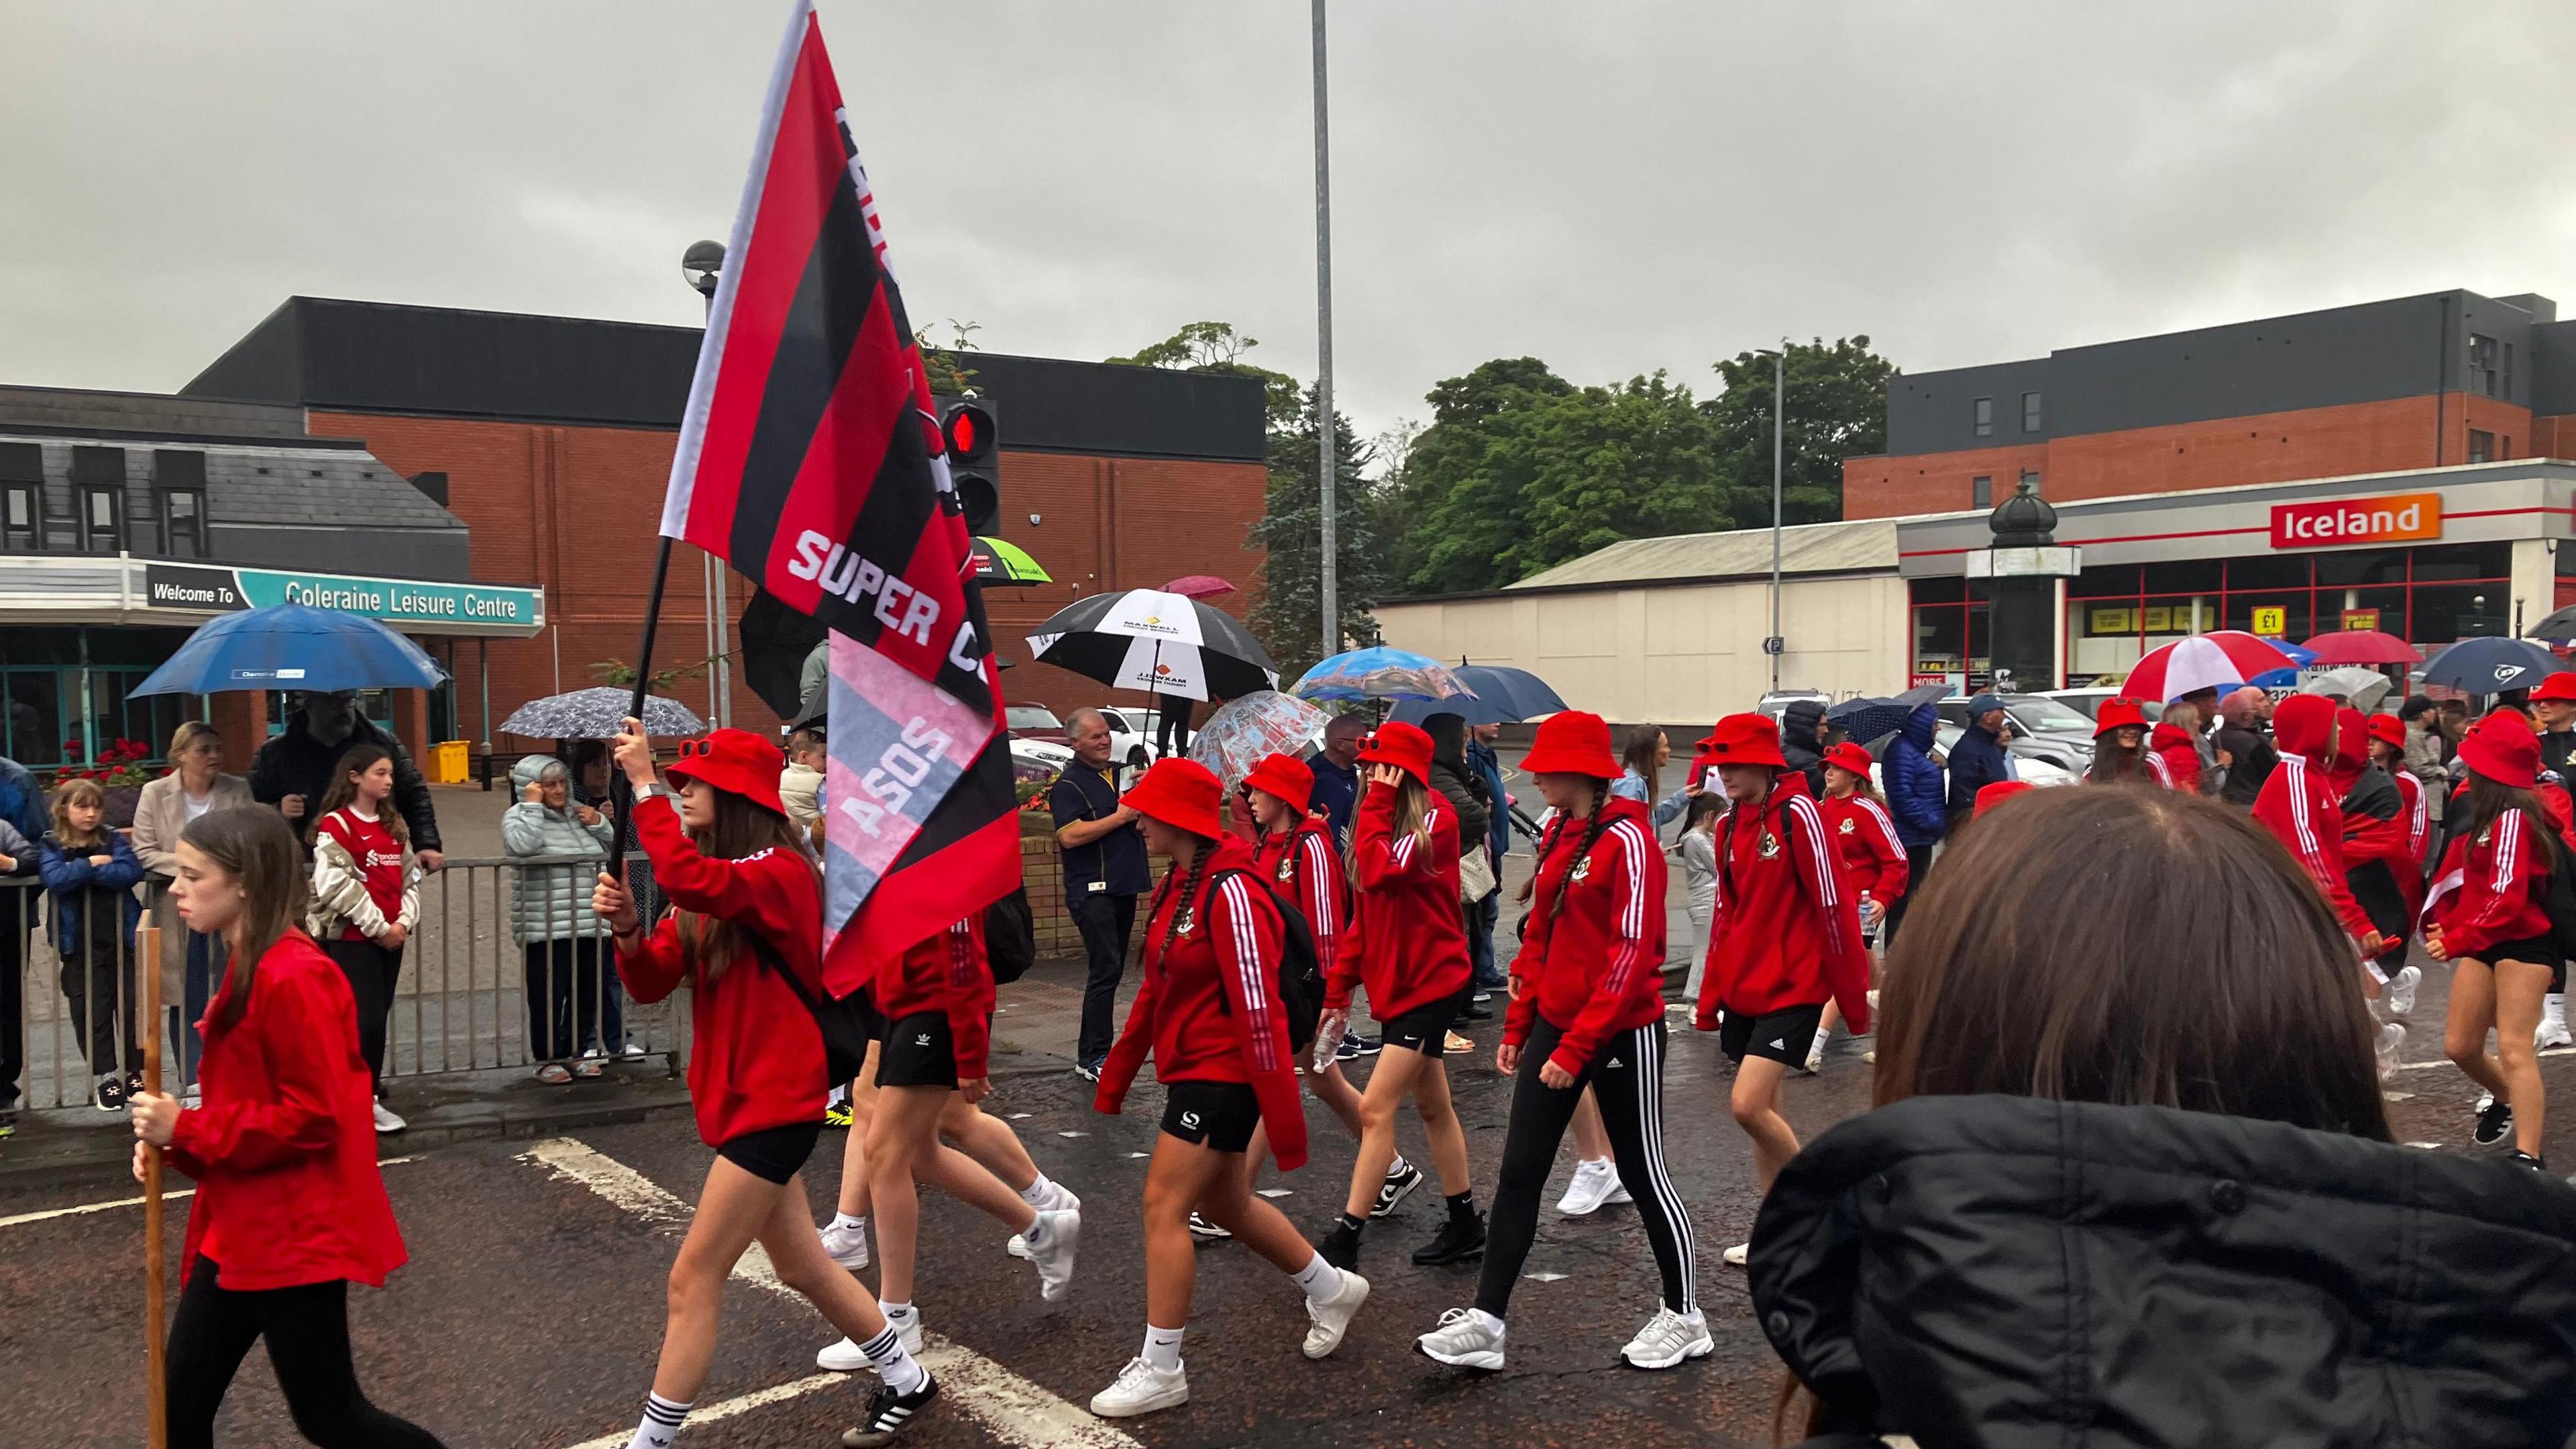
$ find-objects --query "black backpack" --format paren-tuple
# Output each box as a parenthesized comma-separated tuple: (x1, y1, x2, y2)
(747, 931, 874, 1087)
(1205, 867, 1326, 1055)
(983, 885, 1037, 986)
(2546, 840, 2576, 963)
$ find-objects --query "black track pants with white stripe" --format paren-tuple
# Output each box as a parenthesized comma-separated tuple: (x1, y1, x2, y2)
(1474, 1017, 1696, 1321)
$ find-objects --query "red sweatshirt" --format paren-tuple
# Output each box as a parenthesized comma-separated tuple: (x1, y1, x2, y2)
(2252, 698, 2374, 943)
(1325, 780, 1471, 1020)
(2150, 723, 2203, 792)
(614, 802, 829, 1146)
(1819, 793, 1909, 903)
(1505, 796, 1668, 1075)
(2426, 804, 2553, 958)
(868, 916, 995, 1081)
(171, 929, 405, 1291)
(1096, 835, 1307, 1171)
(1252, 820, 1347, 961)
(1695, 776, 1873, 1032)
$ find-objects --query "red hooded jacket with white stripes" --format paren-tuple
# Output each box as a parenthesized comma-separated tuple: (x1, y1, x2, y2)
(2426, 803, 2552, 959)
(867, 916, 995, 1082)
(1504, 794, 1668, 1075)
(2251, 696, 2375, 943)
(1326, 779, 1472, 1020)
(1095, 835, 1307, 1171)
(1694, 775, 1874, 1032)
(1819, 792, 1909, 903)
(1251, 819, 1347, 961)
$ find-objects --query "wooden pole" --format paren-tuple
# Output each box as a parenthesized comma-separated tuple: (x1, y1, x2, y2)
(140, 919, 167, 1449)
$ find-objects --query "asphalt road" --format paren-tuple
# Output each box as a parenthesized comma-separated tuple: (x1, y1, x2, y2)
(5, 976, 2570, 1449)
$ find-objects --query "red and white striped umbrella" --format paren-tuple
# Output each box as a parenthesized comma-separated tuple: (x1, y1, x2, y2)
(2123, 631, 2297, 702)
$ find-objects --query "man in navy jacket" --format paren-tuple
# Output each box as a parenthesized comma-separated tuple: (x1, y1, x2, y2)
(1943, 694, 2017, 834)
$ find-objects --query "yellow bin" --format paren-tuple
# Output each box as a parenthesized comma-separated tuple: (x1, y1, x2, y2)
(429, 739, 470, 785)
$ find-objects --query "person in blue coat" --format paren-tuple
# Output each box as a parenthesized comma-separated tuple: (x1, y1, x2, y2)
(40, 777, 146, 1109)
(1880, 702, 1947, 943)
(1942, 694, 2017, 835)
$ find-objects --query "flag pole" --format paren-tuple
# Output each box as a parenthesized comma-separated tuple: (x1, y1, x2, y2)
(140, 920, 167, 1449)
(608, 536, 676, 877)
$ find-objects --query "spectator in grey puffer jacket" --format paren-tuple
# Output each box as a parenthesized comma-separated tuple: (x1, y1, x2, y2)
(505, 755, 614, 1083)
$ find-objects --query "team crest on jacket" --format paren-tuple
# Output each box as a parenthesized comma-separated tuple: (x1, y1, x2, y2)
(1836, 817, 1855, 836)
(1570, 857, 1592, 884)
(1174, 904, 1196, 936)
(1277, 857, 1296, 883)
(1758, 830, 1782, 860)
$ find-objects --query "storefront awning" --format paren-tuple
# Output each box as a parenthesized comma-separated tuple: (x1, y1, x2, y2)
(0, 553, 545, 638)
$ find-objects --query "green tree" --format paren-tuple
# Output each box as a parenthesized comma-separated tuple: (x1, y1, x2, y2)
(1390, 358, 1574, 593)
(916, 318, 982, 396)
(1509, 372, 1730, 580)
(1703, 335, 1895, 525)
(1106, 321, 1302, 432)
(1250, 382, 1383, 682)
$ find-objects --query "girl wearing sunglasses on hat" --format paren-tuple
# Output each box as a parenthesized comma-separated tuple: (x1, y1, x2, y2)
(590, 721, 934, 1448)
(1089, 758, 1368, 1419)
(1311, 720, 1483, 1275)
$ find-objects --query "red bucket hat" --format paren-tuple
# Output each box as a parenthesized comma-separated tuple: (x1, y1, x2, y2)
(2092, 698, 2150, 737)
(1701, 713, 1788, 770)
(1519, 711, 1620, 777)
(2459, 712, 2541, 790)
(2531, 672, 2576, 704)
(664, 728, 788, 816)
(1821, 741, 1875, 777)
(1122, 757, 1224, 839)
(2367, 713, 2406, 749)
(1242, 752, 1314, 813)
(1974, 780, 2037, 818)
(1356, 719, 1436, 786)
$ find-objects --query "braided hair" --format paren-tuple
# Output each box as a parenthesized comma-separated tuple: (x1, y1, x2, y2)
(1546, 777, 1617, 924)
(1148, 830, 1220, 970)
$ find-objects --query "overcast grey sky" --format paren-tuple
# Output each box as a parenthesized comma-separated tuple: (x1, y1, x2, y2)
(5, 2, 2571, 449)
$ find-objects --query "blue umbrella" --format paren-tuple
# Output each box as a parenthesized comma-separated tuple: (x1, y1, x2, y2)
(1292, 647, 1474, 704)
(2248, 667, 2300, 689)
(2262, 637, 2318, 667)
(130, 603, 446, 696)
(2418, 636, 2570, 694)
(1388, 665, 1566, 726)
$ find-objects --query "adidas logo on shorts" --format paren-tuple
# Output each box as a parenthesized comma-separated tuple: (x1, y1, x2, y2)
(914, 1034, 932, 1047)
(1768, 1038, 1787, 1051)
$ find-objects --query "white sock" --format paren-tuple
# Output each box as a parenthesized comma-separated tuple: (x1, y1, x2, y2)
(1386, 1153, 1412, 1178)
(1018, 1171, 1058, 1207)
(1470, 1307, 1505, 1337)
(626, 1392, 690, 1449)
(881, 1299, 915, 1325)
(1290, 1250, 1342, 1301)
(1141, 1322, 1185, 1372)
(1023, 1210, 1052, 1250)
(1811, 1028, 1830, 1054)
(859, 1323, 928, 1395)
(2549, 994, 2568, 1022)
(831, 1212, 867, 1234)
(1585, 1156, 1614, 1172)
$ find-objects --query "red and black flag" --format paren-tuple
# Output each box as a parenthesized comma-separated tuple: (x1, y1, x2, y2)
(663, 0, 1017, 989)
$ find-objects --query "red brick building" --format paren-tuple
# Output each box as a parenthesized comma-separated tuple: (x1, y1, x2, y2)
(182, 299, 1271, 751)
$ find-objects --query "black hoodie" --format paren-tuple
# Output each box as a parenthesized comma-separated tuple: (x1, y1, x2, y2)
(1780, 698, 1830, 799)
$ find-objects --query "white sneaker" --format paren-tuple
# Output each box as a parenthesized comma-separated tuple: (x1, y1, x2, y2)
(1028, 1208, 1081, 1301)
(1302, 1269, 1370, 1359)
(371, 1099, 407, 1134)
(2385, 965, 2422, 1018)
(816, 1313, 922, 1372)
(1416, 1307, 1506, 1370)
(1009, 1183, 1083, 1258)
(1619, 1305, 1713, 1370)
(1802, 1032, 1827, 1075)
(1721, 1243, 1750, 1269)
(2377, 1021, 2406, 1079)
(1556, 1157, 1626, 1216)
(1089, 1356, 1188, 1418)
(1006, 1234, 1031, 1259)
(2540, 994, 2572, 1050)
(821, 1221, 871, 1271)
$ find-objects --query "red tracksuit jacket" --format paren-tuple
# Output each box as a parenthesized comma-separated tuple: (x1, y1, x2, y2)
(615, 802, 829, 1146)
(1326, 780, 1470, 1020)
(2150, 723, 2202, 792)
(1252, 820, 1347, 962)
(171, 929, 406, 1291)
(1097, 835, 1308, 1171)
(2426, 804, 2552, 958)
(2253, 735, 2375, 942)
(1695, 776, 1873, 1032)
(1819, 793, 1909, 903)
(1505, 796, 1668, 1076)
(868, 916, 996, 1081)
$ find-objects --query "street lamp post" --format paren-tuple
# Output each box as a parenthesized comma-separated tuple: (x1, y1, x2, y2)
(1311, 0, 1338, 664)
(682, 241, 731, 729)
(1768, 342, 1786, 692)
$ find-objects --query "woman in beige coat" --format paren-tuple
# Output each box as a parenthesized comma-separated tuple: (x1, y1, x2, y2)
(130, 721, 252, 1095)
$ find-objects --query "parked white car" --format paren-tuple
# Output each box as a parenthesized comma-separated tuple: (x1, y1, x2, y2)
(1088, 704, 1169, 769)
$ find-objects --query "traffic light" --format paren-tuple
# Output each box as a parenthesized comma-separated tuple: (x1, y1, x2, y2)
(940, 399, 1000, 536)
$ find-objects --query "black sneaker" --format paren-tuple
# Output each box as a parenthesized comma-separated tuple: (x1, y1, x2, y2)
(841, 1371, 939, 1446)
(1459, 1000, 1495, 1022)
(1371, 1161, 1426, 1219)
(1187, 1210, 1232, 1241)
(1412, 1210, 1487, 1266)
(2508, 1150, 2549, 1172)
(1316, 1218, 1362, 1271)
(93, 1074, 127, 1112)
(2475, 1097, 2515, 1146)
(1348, 1033, 1383, 1057)
(1073, 1060, 1102, 1083)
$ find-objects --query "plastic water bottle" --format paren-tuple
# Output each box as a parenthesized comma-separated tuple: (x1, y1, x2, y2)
(1311, 1012, 1350, 1075)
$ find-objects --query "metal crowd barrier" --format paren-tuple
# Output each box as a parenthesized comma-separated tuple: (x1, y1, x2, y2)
(5, 855, 690, 1114)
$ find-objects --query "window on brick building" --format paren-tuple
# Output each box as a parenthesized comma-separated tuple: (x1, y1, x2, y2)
(80, 486, 122, 553)
(2021, 470, 2042, 496)
(2469, 333, 2499, 397)
(2469, 429, 2495, 464)
(2022, 392, 2043, 433)
(1973, 397, 1993, 437)
(162, 489, 206, 557)
(1, 486, 33, 551)
(1972, 475, 1992, 508)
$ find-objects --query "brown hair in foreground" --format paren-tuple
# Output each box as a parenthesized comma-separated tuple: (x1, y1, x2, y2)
(182, 806, 310, 1033)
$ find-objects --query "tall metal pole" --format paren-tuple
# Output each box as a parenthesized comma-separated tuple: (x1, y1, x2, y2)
(1311, 0, 1338, 662)
(1770, 343, 1786, 692)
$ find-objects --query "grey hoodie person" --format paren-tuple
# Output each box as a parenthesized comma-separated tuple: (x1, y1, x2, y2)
(504, 755, 614, 944)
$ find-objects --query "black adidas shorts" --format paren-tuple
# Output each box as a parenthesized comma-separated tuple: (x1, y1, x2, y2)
(1160, 1080, 1260, 1154)
(718, 1120, 824, 1185)
(2481, 933, 2567, 994)
(1379, 985, 1471, 1057)
(1719, 1002, 1825, 1067)
(873, 1010, 959, 1089)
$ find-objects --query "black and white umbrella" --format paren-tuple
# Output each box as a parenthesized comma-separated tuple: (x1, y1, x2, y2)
(500, 686, 707, 740)
(1026, 588, 1278, 702)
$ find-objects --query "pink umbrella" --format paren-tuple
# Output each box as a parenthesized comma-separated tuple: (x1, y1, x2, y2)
(2124, 631, 2297, 702)
(2298, 629, 2418, 667)
(1165, 574, 1236, 599)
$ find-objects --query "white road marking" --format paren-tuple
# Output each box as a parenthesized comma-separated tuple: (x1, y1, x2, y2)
(2392, 1044, 2574, 1073)
(2405, 1142, 2444, 1150)
(1056, 1130, 1089, 1138)
(521, 1137, 1141, 1449)
(1008, 1112, 1033, 1120)
(0, 1156, 416, 1230)
(1523, 1272, 1568, 1283)
(1256, 1187, 1293, 1198)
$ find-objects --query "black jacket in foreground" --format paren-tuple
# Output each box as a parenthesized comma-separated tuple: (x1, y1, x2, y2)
(1754, 1093, 2576, 1449)
(248, 718, 443, 853)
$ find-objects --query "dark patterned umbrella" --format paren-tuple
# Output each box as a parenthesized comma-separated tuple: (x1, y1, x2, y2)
(500, 687, 706, 739)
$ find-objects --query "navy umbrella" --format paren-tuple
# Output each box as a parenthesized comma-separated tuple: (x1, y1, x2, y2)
(1389, 665, 1568, 727)
(130, 604, 445, 696)
(2416, 636, 2570, 694)
(1824, 684, 1947, 749)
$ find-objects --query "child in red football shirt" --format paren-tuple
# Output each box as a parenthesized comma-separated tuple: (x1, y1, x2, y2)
(307, 743, 419, 1126)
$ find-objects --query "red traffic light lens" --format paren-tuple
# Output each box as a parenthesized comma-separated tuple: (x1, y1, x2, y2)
(942, 402, 991, 459)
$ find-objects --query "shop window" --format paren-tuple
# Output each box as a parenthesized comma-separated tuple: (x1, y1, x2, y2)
(1972, 397, 1993, 437)
(2468, 334, 2499, 396)
(1910, 576, 1968, 604)
(80, 486, 122, 553)
(2410, 583, 2506, 641)
(2142, 559, 2222, 594)
(2019, 470, 2041, 496)
(2408, 542, 2511, 582)
(2069, 563, 2142, 598)
(2313, 549, 2410, 588)
(2337, 587, 2407, 642)
(1, 486, 33, 551)
(2469, 429, 2495, 464)
(0, 672, 63, 767)
(161, 489, 205, 557)
(1970, 476, 1991, 508)
(2226, 554, 2310, 592)
(2022, 392, 2043, 433)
